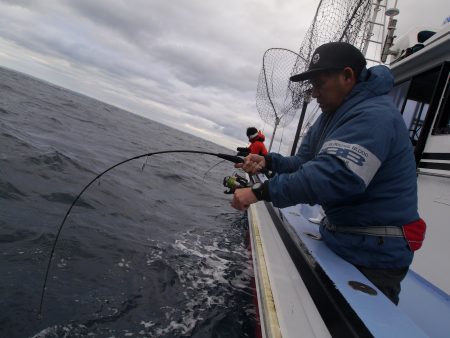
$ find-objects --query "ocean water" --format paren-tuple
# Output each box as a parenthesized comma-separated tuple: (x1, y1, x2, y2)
(0, 66, 257, 337)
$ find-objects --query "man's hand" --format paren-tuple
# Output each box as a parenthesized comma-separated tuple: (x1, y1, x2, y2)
(231, 187, 258, 211)
(234, 154, 266, 174)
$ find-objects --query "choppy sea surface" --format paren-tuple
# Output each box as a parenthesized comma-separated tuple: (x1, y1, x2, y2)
(0, 66, 257, 337)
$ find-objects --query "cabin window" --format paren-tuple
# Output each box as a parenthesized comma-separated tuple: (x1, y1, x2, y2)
(388, 80, 410, 111)
(391, 67, 441, 145)
(432, 71, 450, 135)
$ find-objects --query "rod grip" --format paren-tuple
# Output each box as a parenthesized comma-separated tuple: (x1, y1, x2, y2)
(216, 153, 244, 164)
(217, 153, 270, 176)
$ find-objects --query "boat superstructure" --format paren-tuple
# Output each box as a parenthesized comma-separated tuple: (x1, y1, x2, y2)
(387, 23, 450, 296)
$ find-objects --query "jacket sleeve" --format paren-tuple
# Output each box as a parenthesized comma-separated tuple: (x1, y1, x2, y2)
(267, 126, 316, 173)
(267, 109, 394, 208)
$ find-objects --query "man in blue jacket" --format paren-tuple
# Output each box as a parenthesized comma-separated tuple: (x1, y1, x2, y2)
(232, 42, 425, 305)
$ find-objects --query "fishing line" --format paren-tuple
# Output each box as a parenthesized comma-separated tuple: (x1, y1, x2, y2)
(202, 159, 226, 182)
(37, 149, 244, 318)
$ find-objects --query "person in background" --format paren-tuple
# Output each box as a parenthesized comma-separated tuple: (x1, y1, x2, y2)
(231, 42, 426, 305)
(236, 127, 268, 157)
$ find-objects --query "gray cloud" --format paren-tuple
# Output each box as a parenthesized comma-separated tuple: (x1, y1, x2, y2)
(0, 0, 448, 150)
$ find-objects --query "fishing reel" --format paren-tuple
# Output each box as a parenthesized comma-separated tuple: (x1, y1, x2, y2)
(223, 173, 250, 194)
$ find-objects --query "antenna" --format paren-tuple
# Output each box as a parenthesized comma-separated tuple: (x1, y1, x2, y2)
(381, 1, 400, 62)
(361, 0, 386, 63)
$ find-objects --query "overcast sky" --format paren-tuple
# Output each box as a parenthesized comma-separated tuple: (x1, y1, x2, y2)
(0, 0, 448, 152)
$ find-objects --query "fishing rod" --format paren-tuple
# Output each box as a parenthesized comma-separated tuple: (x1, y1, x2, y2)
(37, 149, 245, 318)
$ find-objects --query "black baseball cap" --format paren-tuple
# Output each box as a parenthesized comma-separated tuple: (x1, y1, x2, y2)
(290, 42, 367, 82)
(246, 127, 258, 137)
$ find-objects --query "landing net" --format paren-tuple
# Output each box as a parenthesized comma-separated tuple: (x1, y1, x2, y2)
(256, 48, 304, 129)
(290, 0, 372, 107)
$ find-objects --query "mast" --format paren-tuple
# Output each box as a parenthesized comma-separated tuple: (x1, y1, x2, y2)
(361, 0, 385, 62)
(381, 1, 400, 63)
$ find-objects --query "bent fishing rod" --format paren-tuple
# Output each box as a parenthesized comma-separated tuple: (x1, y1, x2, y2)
(38, 149, 245, 318)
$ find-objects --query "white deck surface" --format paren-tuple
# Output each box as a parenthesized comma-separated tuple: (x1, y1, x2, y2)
(248, 201, 331, 338)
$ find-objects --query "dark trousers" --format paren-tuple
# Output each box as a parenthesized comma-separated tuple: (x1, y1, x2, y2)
(356, 266, 409, 305)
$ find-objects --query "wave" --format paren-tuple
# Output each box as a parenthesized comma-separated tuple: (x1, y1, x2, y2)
(0, 107, 12, 115)
(39, 192, 95, 209)
(1, 130, 33, 150)
(0, 179, 27, 200)
(26, 150, 95, 174)
(154, 171, 185, 182)
(0, 228, 36, 243)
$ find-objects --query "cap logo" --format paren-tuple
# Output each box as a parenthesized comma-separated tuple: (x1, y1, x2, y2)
(312, 53, 320, 64)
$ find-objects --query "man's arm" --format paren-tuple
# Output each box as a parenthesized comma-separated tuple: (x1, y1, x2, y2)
(267, 113, 392, 208)
(267, 125, 316, 173)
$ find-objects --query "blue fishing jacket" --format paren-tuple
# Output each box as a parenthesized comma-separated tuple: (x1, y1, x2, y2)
(266, 65, 418, 268)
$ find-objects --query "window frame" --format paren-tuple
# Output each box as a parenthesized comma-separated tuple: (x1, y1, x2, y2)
(391, 62, 450, 166)
(432, 66, 450, 135)
(414, 62, 450, 165)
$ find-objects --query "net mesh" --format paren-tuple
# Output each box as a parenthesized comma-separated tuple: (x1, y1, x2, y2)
(256, 48, 304, 128)
(289, 0, 372, 107)
(255, 0, 374, 141)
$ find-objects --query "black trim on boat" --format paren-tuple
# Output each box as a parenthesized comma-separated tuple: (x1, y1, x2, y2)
(264, 202, 373, 338)
(419, 161, 450, 171)
(421, 153, 450, 161)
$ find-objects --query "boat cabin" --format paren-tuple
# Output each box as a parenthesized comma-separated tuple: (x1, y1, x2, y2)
(388, 23, 450, 296)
